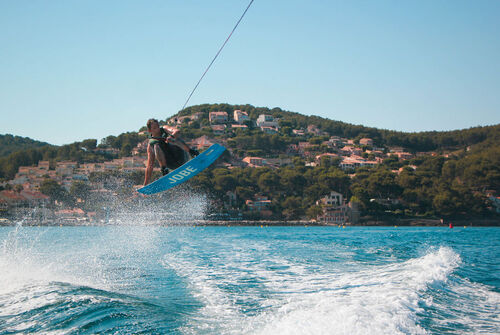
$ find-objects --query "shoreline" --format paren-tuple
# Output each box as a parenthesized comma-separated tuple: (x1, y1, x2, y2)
(1, 218, 499, 227)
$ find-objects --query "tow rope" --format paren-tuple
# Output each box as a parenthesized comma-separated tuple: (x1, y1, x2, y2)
(181, 0, 255, 111)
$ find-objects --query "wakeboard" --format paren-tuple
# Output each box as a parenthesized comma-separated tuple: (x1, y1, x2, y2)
(137, 143, 225, 195)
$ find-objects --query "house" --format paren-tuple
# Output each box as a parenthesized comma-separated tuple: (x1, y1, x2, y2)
(261, 126, 278, 134)
(318, 191, 343, 206)
(488, 195, 500, 213)
(211, 124, 226, 135)
(20, 190, 50, 206)
(265, 158, 293, 168)
(307, 124, 322, 136)
(341, 146, 363, 156)
(0, 191, 28, 208)
(316, 191, 349, 224)
(225, 191, 237, 209)
(190, 135, 215, 150)
(209, 111, 228, 124)
(132, 140, 148, 156)
(287, 144, 299, 154)
(55, 208, 88, 224)
(329, 136, 342, 146)
(242, 157, 267, 167)
(56, 161, 77, 177)
(389, 147, 405, 153)
(315, 153, 340, 165)
(246, 194, 272, 217)
(292, 129, 306, 136)
(233, 110, 249, 124)
(256, 114, 279, 128)
(231, 124, 248, 130)
(38, 161, 50, 171)
(339, 156, 379, 170)
(298, 142, 313, 152)
(359, 138, 373, 146)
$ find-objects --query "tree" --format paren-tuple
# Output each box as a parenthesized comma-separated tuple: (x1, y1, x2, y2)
(40, 179, 71, 205)
(70, 181, 91, 202)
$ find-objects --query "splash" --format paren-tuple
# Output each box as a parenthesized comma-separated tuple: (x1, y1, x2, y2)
(163, 242, 465, 335)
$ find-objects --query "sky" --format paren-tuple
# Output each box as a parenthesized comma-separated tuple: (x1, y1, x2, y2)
(0, 0, 499, 145)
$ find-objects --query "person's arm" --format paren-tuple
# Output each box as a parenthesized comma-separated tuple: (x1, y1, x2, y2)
(162, 125, 197, 155)
(163, 125, 179, 137)
(144, 144, 155, 186)
(167, 136, 191, 152)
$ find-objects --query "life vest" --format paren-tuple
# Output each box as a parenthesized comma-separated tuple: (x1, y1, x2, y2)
(149, 127, 170, 146)
(149, 128, 186, 169)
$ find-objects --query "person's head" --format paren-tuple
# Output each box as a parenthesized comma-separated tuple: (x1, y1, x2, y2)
(147, 118, 160, 133)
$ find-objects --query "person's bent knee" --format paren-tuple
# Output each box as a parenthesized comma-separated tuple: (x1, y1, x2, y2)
(154, 145, 167, 166)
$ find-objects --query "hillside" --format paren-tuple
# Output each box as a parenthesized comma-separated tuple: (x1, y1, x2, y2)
(0, 134, 52, 158)
(173, 104, 499, 153)
(1, 103, 499, 221)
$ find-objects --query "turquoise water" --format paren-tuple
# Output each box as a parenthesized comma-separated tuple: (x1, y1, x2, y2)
(0, 225, 498, 334)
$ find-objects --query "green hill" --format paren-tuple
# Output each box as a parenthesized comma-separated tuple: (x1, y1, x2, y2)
(173, 103, 499, 153)
(0, 134, 52, 158)
(1, 103, 499, 220)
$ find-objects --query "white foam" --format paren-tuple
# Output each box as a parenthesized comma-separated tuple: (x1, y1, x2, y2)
(162, 237, 467, 335)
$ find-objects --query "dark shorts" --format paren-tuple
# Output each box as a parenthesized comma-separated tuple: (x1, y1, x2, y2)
(158, 142, 188, 170)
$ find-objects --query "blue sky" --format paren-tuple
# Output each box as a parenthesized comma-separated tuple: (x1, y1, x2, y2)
(1, 0, 499, 145)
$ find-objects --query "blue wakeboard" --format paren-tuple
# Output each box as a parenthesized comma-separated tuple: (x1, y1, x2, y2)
(137, 143, 225, 195)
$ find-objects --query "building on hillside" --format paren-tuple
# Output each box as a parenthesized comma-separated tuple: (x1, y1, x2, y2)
(209, 111, 228, 124)
(56, 161, 77, 177)
(340, 146, 363, 156)
(256, 114, 279, 128)
(231, 124, 248, 130)
(261, 126, 278, 134)
(20, 190, 50, 206)
(55, 208, 88, 224)
(298, 142, 313, 152)
(0, 190, 49, 209)
(307, 124, 322, 136)
(339, 156, 379, 170)
(389, 147, 405, 153)
(38, 161, 50, 170)
(292, 129, 306, 136)
(132, 140, 148, 156)
(234, 110, 249, 124)
(246, 194, 272, 217)
(265, 157, 293, 168)
(224, 190, 237, 209)
(487, 192, 500, 213)
(329, 136, 342, 146)
(211, 124, 226, 135)
(315, 153, 340, 165)
(365, 150, 385, 158)
(190, 136, 215, 150)
(242, 157, 267, 167)
(359, 138, 373, 146)
(80, 163, 106, 174)
(286, 144, 299, 155)
(0, 199, 8, 213)
(316, 191, 349, 224)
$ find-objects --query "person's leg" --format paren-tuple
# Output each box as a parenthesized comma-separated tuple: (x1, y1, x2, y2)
(154, 145, 169, 175)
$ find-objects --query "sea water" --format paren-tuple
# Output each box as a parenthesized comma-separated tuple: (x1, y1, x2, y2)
(0, 225, 498, 334)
